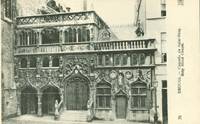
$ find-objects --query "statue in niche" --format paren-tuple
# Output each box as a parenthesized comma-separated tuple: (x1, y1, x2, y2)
(138, 69, 144, 80)
(135, 20, 144, 37)
(118, 73, 124, 86)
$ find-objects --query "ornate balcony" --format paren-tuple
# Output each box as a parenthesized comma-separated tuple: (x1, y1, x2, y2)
(14, 38, 156, 55)
(16, 11, 108, 29)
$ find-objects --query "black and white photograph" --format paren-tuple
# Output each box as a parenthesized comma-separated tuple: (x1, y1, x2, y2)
(1, 0, 199, 124)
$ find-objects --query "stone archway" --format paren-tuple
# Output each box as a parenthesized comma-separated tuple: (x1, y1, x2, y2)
(42, 86, 60, 115)
(64, 75, 90, 110)
(21, 86, 38, 115)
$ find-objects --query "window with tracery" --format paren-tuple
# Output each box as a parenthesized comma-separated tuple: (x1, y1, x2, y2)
(96, 81, 111, 108)
(42, 28, 59, 44)
(131, 83, 147, 108)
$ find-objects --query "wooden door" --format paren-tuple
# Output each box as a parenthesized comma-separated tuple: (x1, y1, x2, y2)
(65, 80, 89, 110)
(116, 96, 127, 119)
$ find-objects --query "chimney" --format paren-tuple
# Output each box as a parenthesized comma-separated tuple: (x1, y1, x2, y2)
(83, 0, 87, 11)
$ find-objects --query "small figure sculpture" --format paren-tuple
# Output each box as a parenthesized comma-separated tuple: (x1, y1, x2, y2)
(54, 100, 59, 120)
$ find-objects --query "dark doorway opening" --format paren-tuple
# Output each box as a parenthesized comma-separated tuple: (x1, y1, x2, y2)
(162, 80, 168, 124)
(42, 87, 60, 115)
(21, 87, 38, 115)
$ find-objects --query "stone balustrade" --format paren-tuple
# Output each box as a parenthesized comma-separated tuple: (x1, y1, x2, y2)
(16, 11, 108, 29)
(15, 39, 155, 55)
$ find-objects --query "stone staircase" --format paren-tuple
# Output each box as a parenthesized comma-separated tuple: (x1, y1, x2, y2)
(59, 110, 88, 122)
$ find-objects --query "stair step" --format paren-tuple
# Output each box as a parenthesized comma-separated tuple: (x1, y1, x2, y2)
(60, 111, 88, 122)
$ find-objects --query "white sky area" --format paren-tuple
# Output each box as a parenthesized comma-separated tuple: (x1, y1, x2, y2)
(17, 0, 137, 25)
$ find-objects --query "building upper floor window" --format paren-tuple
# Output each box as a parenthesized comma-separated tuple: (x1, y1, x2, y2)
(42, 28, 59, 44)
(161, 0, 166, 16)
(42, 57, 49, 67)
(96, 80, 111, 108)
(131, 82, 147, 108)
(52, 57, 59, 67)
(98, 53, 153, 67)
(29, 57, 37, 68)
(177, 0, 184, 5)
(105, 54, 112, 66)
(122, 54, 128, 66)
(162, 80, 167, 89)
(19, 30, 37, 46)
(139, 53, 145, 65)
(161, 32, 167, 63)
(114, 54, 121, 66)
(65, 27, 90, 43)
(4, 0, 12, 20)
(20, 58, 27, 68)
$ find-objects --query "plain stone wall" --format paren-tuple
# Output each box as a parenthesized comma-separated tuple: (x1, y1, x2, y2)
(1, 20, 17, 119)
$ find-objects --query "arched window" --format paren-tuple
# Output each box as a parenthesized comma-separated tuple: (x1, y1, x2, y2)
(72, 29, 76, 42)
(52, 57, 59, 67)
(131, 54, 138, 65)
(68, 28, 72, 42)
(82, 27, 87, 42)
(131, 82, 147, 108)
(30, 57, 37, 68)
(21, 58, 27, 68)
(42, 28, 59, 44)
(64, 30, 69, 43)
(96, 80, 111, 108)
(78, 28, 82, 42)
(42, 57, 49, 67)
(29, 31, 36, 45)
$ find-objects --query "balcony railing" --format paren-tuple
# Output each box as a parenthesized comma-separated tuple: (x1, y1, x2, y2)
(15, 39, 155, 55)
(16, 11, 108, 29)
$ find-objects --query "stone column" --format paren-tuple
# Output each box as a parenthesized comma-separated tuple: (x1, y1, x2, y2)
(37, 29, 42, 46)
(49, 56, 52, 67)
(17, 90, 21, 116)
(37, 91, 42, 116)
(16, 31, 20, 46)
(27, 32, 30, 46)
(76, 28, 79, 43)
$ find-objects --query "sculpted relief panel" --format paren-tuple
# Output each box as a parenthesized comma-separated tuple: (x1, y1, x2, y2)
(15, 55, 152, 94)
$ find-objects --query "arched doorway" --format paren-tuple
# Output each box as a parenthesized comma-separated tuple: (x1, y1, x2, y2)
(21, 87, 38, 115)
(42, 86, 60, 115)
(65, 76, 89, 110)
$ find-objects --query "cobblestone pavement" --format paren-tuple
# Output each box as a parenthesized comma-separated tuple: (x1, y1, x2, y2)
(3, 115, 152, 124)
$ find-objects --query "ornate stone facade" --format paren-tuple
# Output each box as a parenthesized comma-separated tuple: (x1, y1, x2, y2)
(14, 10, 156, 122)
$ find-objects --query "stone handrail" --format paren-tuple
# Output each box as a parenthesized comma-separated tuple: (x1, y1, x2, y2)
(15, 39, 155, 55)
